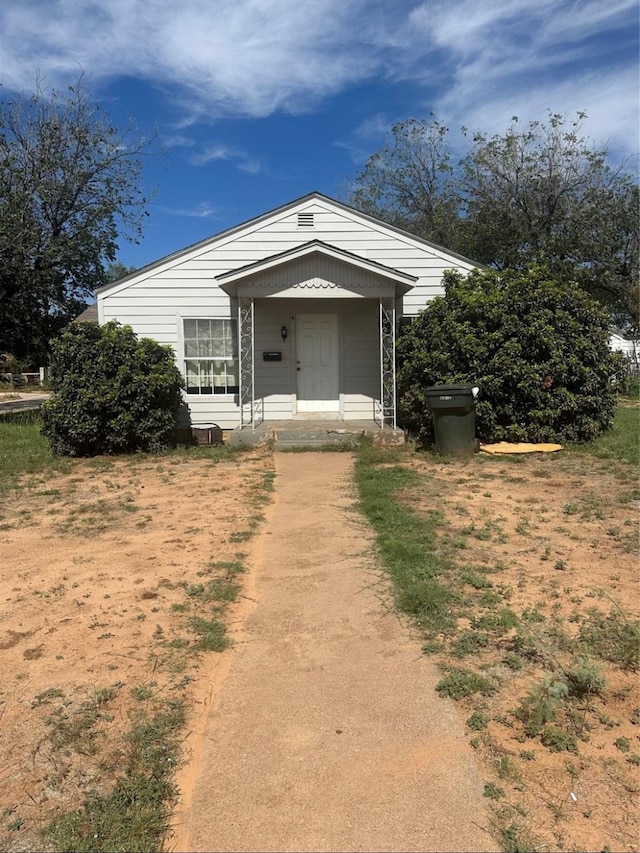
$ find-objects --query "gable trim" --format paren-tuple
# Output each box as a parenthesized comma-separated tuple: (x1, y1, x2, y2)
(216, 239, 417, 297)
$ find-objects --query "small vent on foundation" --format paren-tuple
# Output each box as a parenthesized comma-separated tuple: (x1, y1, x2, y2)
(297, 212, 314, 228)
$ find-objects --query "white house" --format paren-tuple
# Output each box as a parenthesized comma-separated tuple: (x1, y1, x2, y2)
(96, 192, 479, 432)
(609, 329, 638, 362)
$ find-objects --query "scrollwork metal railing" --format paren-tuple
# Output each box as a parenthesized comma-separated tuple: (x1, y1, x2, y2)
(379, 298, 396, 429)
(239, 297, 254, 428)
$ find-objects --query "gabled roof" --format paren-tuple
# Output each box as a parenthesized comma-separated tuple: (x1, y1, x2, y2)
(96, 191, 480, 297)
(216, 239, 417, 295)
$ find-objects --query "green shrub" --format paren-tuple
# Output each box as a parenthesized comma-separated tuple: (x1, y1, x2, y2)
(467, 710, 489, 731)
(565, 657, 607, 697)
(515, 674, 569, 736)
(540, 726, 578, 753)
(483, 782, 505, 799)
(41, 321, 184, 456)
(397, 266, 623, 444)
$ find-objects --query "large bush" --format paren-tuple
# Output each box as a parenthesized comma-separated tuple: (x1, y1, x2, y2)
(397, 266, 624, 445)
(41, 321, 184, 456)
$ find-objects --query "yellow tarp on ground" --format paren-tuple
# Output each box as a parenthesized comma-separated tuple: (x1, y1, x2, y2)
(480, 441, 563, 454)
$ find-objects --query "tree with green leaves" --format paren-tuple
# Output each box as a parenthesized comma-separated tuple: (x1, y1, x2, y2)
(460, 113, 639, 317)
(347, 112, 639, 329)
(347, 117, 461, 248)
(0, 75, 152, 367)
(397, 266, 624, 446)
(105, 261, 138, 283)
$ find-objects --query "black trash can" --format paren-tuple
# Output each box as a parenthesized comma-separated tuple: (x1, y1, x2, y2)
(425, 384, 479, 456)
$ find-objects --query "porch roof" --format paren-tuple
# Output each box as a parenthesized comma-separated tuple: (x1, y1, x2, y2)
(217, 239, 417, 298)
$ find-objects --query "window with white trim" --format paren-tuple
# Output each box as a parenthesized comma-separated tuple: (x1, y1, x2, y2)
(183, 318, 239, 395)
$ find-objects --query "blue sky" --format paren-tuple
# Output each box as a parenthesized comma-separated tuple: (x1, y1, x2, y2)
(1, 0, 638, 271)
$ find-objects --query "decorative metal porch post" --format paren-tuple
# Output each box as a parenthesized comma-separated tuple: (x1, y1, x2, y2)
(239, 297, 254, 428)
(379, 297, 396, 429)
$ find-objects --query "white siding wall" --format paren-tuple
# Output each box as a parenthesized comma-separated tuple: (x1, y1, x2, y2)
(341, 301, 379, 419)
(254, 300, 296, 420)
(610, 333, 638, 360)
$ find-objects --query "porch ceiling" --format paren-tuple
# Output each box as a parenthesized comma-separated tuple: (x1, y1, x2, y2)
(217, 239, 416, 299)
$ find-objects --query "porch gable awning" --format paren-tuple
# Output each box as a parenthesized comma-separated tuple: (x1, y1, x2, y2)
(216, 239, 417, 299)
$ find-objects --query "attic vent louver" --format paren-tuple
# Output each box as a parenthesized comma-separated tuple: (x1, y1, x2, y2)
(297, 212, 314, 227)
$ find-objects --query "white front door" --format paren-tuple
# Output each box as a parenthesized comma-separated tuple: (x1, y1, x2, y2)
(296, 313, 339, 412)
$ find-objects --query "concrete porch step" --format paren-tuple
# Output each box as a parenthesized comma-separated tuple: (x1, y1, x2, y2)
(230, 420, 404, 449)
(274, 426, 366, 449)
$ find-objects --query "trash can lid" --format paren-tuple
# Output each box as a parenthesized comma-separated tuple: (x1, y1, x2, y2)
(425, 383, 477, 394)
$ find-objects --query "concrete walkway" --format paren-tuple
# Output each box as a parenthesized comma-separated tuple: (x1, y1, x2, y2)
(170, 453, 497, 853)
(0, 391, 50, 413)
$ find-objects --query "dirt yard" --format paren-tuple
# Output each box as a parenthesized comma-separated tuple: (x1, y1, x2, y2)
(0, 446, 275, 852)
(403, 449, 639, 853)
(0, 442, 638, 852)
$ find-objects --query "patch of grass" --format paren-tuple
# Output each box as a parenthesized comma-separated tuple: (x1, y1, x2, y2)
(31, 687, 65, 708)
(614, 736, 631, 753)
(355, 433, 638, 853)
(206, 560, 246, 576)
(540, 726, 578, 753)
(55, 497, 141, 536)
(498, 822, 535, 853)
(131, 684, 156, 702)
(0, 412, 69, 495)
(435, 668, 496, 700)
(45, 687, 118, 755)
(188, 616, 230, 652)
(571, 405, 639, 465)
(451, 631, 490, 658)
(514, 674, 569, 737)
(354, 441, 456, 637)
(502, 653, 524, 671)
(471, 608, 519, 635)
(45, 703, 184, 853)
(467, 710, 489, 731)
(484, 782, 506, 799)
(578, 608, 640, 671)
(460, 567, 493, 589)
(203, 577, 239, 603)
(0, 427, 272, 853)
(565, 657, 607, 697)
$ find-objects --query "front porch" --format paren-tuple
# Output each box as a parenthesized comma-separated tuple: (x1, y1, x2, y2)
(216, 239, 417, 433)
(230, 418, 405, 449)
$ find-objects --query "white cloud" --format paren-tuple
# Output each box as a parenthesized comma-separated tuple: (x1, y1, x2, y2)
(1, 0, 638, 158)
(187, 144, 240, 167)
(187, 142, 263, 173)
(161, 134, 196, 149)
(335, 112, 396, 164)
(404, 0, 639, 158)
(1, 0, 396, 119)
(155, 201, 220, 218)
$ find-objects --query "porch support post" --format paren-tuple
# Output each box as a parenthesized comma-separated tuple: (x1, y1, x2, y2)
(239, 297, 255, 428)
(379, 297, 396, 429)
